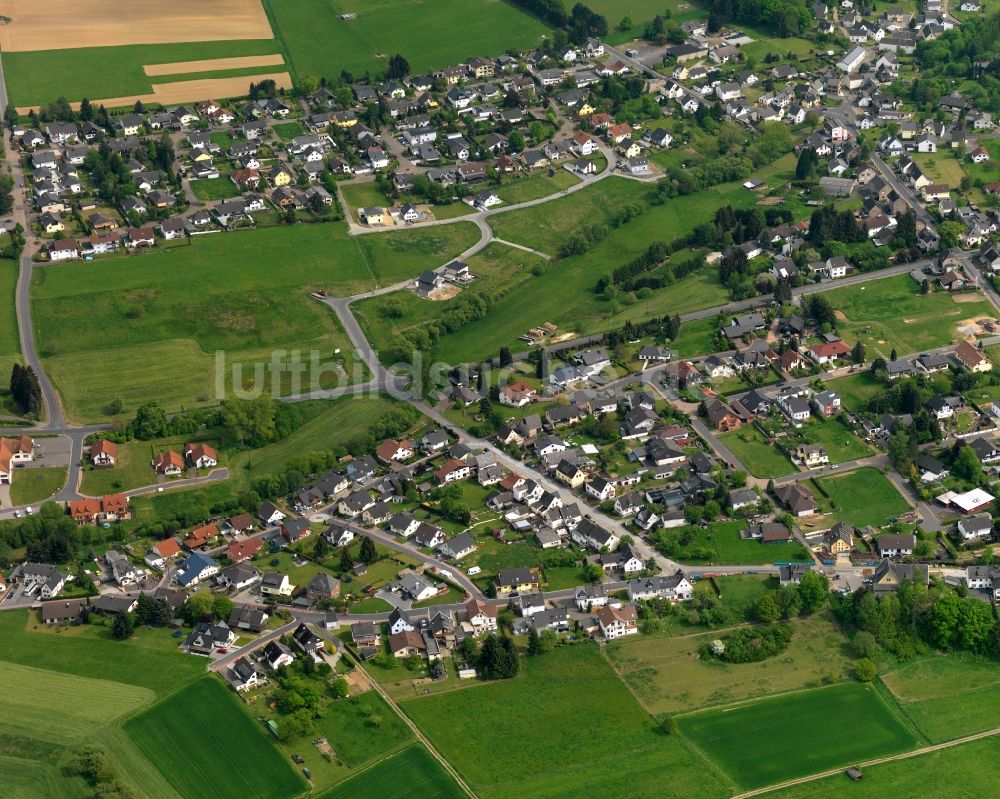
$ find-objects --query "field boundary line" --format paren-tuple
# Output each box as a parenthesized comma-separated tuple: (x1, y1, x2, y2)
(671, 678, 860, 720)
(334, 640, 478, 799)
(351, 236, 379, 290)
(731, 727, 1000, 798)
(872, 677, 930, 746)
(259, 0, 299, 83)
(598, 644, 738, 793)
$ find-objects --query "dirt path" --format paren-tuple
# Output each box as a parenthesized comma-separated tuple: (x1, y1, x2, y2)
(350, 655, 479, 798)
(732, 727, 1000, 798)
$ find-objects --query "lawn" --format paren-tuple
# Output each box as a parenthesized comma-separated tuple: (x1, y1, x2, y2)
(663, 519, 811, 565)
(466, 162, 799, 360)
(718, 428, 795, 478)
(826, 370, 884, 412)
(0, 756, 88, 799)
(272, 121, 306, 140)
(671, 316, 718, 358)
(349, 596, 394, 613)
(0, 258, 19, 390)
(5, 40, 284, 109)
(494, 170, 580, 206)
(190, 177, 241, 201)
(0, 611, 204, 696)
(813, 467, 909, 529)
(402, 644, 730, 799)
(766, 736, 1000, 798)
(881, 653, 1000, 743)
(33, 221, 479, 420)
(595, 0, 704, 41)
(124, 676, 305, 799)
(910, 151, 966, 187)
(80, 433, 223, 495)
(9, 466, 67, 505)
(608, 613, 854, 715)
(798, 416, 872, 463)
(263, 0, 549, 81)
(340, 182, 390, 213)
(678, 683, 920, 790)
(0, 660, 153, 746)
(355, 242, 545, 364)
(822, 275, 993, 358)
(315, 745, 466, 799)
(742, 36, 818, 64)
(313, 691, 412, 767)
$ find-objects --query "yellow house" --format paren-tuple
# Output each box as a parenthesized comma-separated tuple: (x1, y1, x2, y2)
(555, 461, 586, 488)
(578, 102, 595, 117)
(360, 207, 385, 225)
(333, 111, 357, 128)
(829, 522, 854, 554)
(493, 567, 539, 598)
(42, 216, 64, 234)
(269, 165, 293, 187)
(620, 141, 642, 158)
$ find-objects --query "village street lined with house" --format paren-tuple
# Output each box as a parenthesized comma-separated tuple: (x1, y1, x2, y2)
(7, 3, 1000, 798)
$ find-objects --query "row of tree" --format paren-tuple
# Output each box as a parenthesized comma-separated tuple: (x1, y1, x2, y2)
(9, 363, 42, 418)
(834, 579, 1000, 660)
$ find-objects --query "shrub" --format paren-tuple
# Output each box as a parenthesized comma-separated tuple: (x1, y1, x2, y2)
(703, 624, 793, 663)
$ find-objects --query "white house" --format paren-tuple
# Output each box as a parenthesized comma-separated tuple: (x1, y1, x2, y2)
(957, 514, 993, 541)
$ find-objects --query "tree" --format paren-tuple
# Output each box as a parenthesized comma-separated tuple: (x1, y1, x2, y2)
(795, 147, 817, 180)
(956, 596, 995, 652)
(339, 546, 355, 572)
(480, 633, 519, 679)
(130, 401, 168, 440)
(851, 340, 865, 365)
(149, 598, 172, 627)
(79, 97, 93, 121)
(938, 220, 964, 249)
(775, 584, 801, 618)
(313, 534, 330, 558)
(212, 594, 233, 622)
(220, 395, 278, 446)
(507, 129, 525, 152)
(9, 362, 43, 418)
(854, 657, 877, 682)
(111, 612, 136, 640)
(359, 536, 378, 563)
(952, 445, 983, 483)
(134, 593, 154, 626)
(582, 562, 604, 583)
(527, 626, 543, 655)
(331, 677, 350, 698)
(929, 590, 960, 649)
(797, 571, 829, 614)
(3, 104, 18, 130)
(387, 53, 410, 79)
(754, 594, 780, 623)
(499, 346, 513, 367)
(852, 630, 877, 658)
(429, 658, 446, 678)
(183, 590, 216, 625)
(617, 15, 633, 31)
